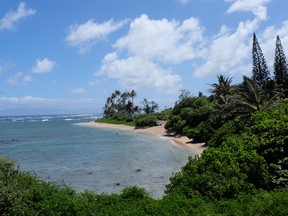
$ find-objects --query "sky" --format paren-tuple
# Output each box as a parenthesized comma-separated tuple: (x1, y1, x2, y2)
(0, 0, 287, 115)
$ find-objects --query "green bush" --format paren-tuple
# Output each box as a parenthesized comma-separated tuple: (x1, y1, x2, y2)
(208, 120, 243, 147)
(134, 114, 158, 127)
(121, 186, 149, 199)
(1, 100, 288, 214)
(1, 155, 288, 215)
(165, 96, 215, 138)
(96, 117, 135, 126)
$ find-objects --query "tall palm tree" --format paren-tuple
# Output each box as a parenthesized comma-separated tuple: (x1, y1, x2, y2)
(209, 75, 233, 104)
(121, 91, 129, 107)
(130, 90, 136, 104)
(230, 76, 283, 119)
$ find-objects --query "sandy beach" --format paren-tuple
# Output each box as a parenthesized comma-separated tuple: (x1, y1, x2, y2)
(78, 121, 206, 155)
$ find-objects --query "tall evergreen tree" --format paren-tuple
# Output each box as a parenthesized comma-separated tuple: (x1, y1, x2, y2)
(273, 35, 288, 96)
(252, 33, 270, 85)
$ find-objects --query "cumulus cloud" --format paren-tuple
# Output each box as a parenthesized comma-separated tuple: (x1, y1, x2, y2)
(0, 96, 104, 113)
(194, 19, 258, 77)
(66, 19, 127, 53)
(32, 58, 56, 73)
(192, 0, 278, 78)
(115, 14, 204, 64)
(95, 2, 280, 90)
(256, 20, 288, 70)
(97, 52, 182, 93)
(95, 14, 205, 92)
(225, 0, 271, 20)
(0, 96, 55, 104)
(6, 72, 33, 85)
(0, 2, 36, 31)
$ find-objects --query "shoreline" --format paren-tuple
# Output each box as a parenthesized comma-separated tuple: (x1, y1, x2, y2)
(78, 121, 206, 156)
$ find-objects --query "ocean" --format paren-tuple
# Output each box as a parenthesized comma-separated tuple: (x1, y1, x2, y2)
(0, 114, 193, 198)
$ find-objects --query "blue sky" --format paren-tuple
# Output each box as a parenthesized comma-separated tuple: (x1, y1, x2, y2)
(0, 0, 287, 115)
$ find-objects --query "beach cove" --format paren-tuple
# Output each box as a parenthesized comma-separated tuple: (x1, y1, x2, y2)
(78, 121, 206, 156)
(0, 114, 201, 198)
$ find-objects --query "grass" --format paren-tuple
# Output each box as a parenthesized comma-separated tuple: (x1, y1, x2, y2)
(95, 118, 136, 127)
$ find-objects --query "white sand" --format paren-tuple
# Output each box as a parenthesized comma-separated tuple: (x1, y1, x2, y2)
(78, 121, 206, 156)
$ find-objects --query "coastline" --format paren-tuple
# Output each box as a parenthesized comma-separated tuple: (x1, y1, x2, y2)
(78, 121, 206, 155)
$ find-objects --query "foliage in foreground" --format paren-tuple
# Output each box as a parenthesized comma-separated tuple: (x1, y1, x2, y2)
(1, 102, 288, 214)
(1, 156, 288, 215)
(166, 101, 288, 200)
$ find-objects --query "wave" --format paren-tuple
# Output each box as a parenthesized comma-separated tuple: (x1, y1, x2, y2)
(0, 113, 102, 123)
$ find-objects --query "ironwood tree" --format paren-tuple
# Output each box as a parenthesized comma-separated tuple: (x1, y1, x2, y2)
(252, 33, 270, 85)
(274, 35, 288, 97)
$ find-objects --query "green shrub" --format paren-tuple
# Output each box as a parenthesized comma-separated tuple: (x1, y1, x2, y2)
(96, 117, 135, 126)
(166, 143, 269, 199)
(121, 186, 149, 199)
(208, 120, 243, 147)
(134, 114, 158, 127)
(1, 155, 288, 215)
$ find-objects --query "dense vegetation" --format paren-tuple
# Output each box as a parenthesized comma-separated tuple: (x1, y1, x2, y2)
(1, 157, 288, 215)
(166, 101, 288, 199)
(165, 34, 287, 143)
(1, 34, 288, 214)
(98, 89, 162, 127)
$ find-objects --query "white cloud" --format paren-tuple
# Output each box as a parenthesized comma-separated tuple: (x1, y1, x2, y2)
(0, 96, 104, 113)
(115, 14, 204, 64)
(66, 19, 127, 53)
(256, 20, 288, 71)
(193, 13, 288, 79)
(194, 19, 258, 77)
(0, 96, 100, 104)
(6, 72, 33, 85)
(69, 88, 86, 94)
(191, 0, 285, 78)
(95, 3, 280, 90)
(97, 52, 182, 93)
(225, 0, 271, 20)
(0, 96, 56, 105)
(95, 14, 205, 92)
(0, 2, 36, 31)
(32, 58, 56, 73)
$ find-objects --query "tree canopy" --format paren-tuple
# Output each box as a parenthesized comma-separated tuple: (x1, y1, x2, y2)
(103, 90, 139, 121)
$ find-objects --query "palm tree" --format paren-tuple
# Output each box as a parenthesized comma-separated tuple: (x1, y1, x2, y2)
(230, 76, 283, 119)
(130, 90, 136, 104)
(121, 91, 129, 107)
(141, 98, 159, 114)
(209, 75, 234, 104)
(178, 89, 191, 102)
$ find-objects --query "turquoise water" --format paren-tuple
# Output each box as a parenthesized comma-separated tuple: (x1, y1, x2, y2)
(0, 114, 193, 198)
